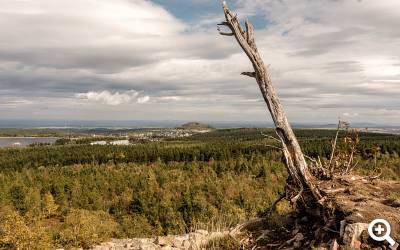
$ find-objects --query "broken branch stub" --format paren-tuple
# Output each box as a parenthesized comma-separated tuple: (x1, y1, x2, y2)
(219, 1, 322, 206)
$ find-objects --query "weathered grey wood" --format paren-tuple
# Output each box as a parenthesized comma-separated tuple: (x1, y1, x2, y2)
(218, 1, 322, 205)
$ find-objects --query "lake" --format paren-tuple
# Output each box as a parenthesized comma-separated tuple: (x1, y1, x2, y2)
(0, 137, 58, 148)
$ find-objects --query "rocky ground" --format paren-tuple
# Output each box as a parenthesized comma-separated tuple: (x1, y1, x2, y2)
(86, 229, 229, 250)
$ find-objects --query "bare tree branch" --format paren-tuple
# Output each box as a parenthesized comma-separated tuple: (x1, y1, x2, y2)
(241, 72, 256, 78)
(260, 132, 281, 143)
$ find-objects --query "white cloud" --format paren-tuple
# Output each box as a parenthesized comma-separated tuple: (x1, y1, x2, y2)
(75, 90, 149, 106)
(0, 99, 33, 107)
(343, 112, 359, 118)
(0, 0, 399, 124)
(0, 0, 184, 72)
(137, 96, 150, 104)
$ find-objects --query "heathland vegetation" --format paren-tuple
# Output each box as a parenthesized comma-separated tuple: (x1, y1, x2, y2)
(0, 128, 399, 249)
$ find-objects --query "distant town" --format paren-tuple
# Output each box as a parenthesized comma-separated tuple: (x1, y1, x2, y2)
(0, 122, 214, 148)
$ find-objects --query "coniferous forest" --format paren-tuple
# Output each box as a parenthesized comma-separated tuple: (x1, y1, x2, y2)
(0, 128, 399, 249)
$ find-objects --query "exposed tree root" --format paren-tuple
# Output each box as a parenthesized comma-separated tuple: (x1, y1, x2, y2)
(229, 176, 399, 249)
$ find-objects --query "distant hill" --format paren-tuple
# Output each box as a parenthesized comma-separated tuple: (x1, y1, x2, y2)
(178, 122, 214, 130)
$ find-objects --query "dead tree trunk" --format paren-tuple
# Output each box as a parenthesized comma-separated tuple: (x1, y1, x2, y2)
(218, 1, 322, 207)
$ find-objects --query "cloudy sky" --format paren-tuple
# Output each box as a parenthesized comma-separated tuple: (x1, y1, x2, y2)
(0, 0, 399, 125)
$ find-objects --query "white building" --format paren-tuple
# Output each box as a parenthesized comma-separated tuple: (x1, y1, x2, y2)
(90, 141, 107, 145)
(110, 140, 130, 145)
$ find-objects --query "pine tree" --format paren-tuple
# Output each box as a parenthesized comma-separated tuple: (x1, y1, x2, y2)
(43, 192, 59, 218)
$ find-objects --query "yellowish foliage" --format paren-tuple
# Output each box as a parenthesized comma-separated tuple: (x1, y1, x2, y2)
(43, 192, 59, 218)
(58, 209, 118, 248)
(0, 206, 52, 250)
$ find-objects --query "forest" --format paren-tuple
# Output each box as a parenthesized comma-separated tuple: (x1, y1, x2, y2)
(0, 128, 399, 249)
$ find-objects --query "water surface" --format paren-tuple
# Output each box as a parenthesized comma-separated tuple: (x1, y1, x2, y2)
(0, 137, 58, 148)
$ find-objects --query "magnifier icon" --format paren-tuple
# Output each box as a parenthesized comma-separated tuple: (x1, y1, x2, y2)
(368, 219, 397, 247)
